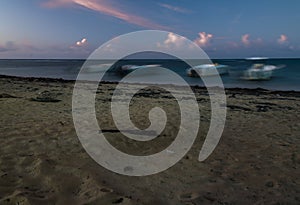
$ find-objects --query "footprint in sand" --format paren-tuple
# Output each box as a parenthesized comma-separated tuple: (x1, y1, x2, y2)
(179, 192, 200, 202)
(100, 187, 113, 193)
(112, 197, 124, 204)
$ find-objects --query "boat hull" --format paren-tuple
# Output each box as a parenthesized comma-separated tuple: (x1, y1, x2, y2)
(187, 65, 228, 77)
(241, 69, 273, 80)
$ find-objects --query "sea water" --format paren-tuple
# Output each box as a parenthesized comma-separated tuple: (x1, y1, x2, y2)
(0, 59, 299, 91)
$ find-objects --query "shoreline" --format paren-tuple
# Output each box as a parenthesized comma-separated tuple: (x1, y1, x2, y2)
(1, 74, 300, 96)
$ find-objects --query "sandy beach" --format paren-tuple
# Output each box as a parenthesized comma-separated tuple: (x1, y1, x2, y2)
(0, 75, 299, 205)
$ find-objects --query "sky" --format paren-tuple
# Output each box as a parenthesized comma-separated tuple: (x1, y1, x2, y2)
(0, 0, 300, 59)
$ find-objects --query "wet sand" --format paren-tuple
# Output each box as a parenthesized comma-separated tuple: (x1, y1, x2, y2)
(0, 75, 299, 205)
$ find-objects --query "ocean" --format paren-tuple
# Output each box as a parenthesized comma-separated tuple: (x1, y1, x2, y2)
(0, 58, 299, 91)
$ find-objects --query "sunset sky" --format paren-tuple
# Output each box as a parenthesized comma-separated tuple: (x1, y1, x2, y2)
(1, 0, 300, 59)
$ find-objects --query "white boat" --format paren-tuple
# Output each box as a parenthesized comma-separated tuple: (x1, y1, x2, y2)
(241, 57, 285, 80)
(83, 63, 161, 75)
(187, 63, 229, 77)
(84, 63, 113, 73)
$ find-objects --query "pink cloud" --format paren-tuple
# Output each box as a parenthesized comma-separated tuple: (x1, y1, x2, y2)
(42, 0, 167, 29)
(241, 34, 264, 46)
(69, 37, 89, 50)
(164, 32, 185, 46)
(194, 32, 213, 47)
(241, 34, 250, 45)
(76, 38, 87, 46)
(157, 32, 186, 49)
(158, 3, 190, 13)
(278, 34, 288, 44)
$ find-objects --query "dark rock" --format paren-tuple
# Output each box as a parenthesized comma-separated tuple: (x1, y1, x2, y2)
(256, 105, 271, 112)
(31, 97, 61, 103)
(0, 93, 18, 98)
(30, 90, 61, 102)
(229, 93, 236, 98)
(227, 105, 251, 111)
(112, 197, 124, 204)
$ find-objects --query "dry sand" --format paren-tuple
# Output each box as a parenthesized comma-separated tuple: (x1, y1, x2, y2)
(0, 75, 299, 205)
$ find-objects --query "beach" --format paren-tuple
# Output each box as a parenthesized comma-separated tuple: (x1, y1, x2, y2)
(0, 75, 299, 205)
